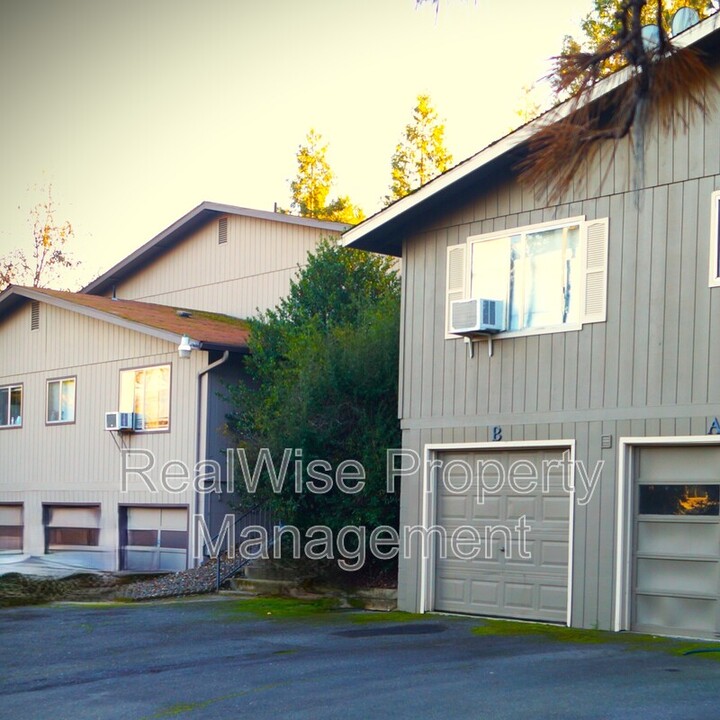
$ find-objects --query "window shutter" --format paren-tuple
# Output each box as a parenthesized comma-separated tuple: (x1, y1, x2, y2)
(446, 243, 467, 335)
(582, 218, 608, 324)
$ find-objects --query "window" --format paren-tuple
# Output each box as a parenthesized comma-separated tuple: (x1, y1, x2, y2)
(0, 384, 22, 428)
(446, 216, 608, 337)
(0, 505, 23, 552)
(710, 190, 720, 287)
(120, 364, 171, 431)
(44, 505, 100, 551)
(46, 377, 76, 424)
(639, 485, 720, 516)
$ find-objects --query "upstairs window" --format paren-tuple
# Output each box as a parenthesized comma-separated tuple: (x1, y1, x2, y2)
(0, 385, 22, 428)
(446, 216, 608, 337)
(120, 364, 171, 431)
(710, 190, 720, 287)
(47, 377, 76, 424)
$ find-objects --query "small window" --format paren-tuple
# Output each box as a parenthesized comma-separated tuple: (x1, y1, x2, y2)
(30, 301, 40, 331)
(639, 485, 720, 516)
(119, 365, 170, 431)
(710, 190, 720, 287)
(44, 505, 101, 551)
(0, 504, 23, 552)
(47, 377, 76, 424)
(218, 217, 228, 245)
(0, 384, 22, 428)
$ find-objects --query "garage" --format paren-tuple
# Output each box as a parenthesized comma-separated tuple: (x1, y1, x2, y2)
(433, 448, 571, 623)
(632, 445, 720, 639)
(120, 506, 188, 572)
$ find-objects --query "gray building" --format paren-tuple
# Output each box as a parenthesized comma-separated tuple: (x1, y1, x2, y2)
(345, 16, 720, 639)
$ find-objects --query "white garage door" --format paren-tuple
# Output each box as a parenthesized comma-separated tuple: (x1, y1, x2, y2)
(434, 449, 570, 622)
(121, 506, 188, 571)
(633, 445, 720, 639)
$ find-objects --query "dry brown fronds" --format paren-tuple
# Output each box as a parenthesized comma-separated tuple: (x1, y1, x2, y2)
(520, 0, 717, 201)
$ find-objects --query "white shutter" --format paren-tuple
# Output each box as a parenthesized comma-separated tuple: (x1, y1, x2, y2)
(582, 218, 609, 324)
(47, 505, 100, 528)
(446, 243, 467, 336)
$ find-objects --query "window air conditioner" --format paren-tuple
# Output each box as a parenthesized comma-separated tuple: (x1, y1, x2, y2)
(450, 298, 505, 334)
(104, 411, 135, 432)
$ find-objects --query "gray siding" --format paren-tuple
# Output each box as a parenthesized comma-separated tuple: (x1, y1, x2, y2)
(396, 66, 720, 629)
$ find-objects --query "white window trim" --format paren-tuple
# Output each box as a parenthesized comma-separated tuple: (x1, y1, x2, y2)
(0, 383, 23, 428)
(710, 190, 720, 288)
(448, 215, 608, 340)
(119, 364, 171, 433)
(46, 377, 76, 425)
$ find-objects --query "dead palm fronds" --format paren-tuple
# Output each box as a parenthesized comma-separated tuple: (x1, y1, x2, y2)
(520, 0, 716, 200)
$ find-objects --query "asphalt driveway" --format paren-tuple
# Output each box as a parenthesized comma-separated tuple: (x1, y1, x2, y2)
(1, 597, 719, 720)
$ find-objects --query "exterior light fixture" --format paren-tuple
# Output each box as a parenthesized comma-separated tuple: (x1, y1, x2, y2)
(178, 335, 193, 359)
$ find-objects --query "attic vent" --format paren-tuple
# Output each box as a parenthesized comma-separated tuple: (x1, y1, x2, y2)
(218, 217, 228, 245)
(30, 301, 40, 331)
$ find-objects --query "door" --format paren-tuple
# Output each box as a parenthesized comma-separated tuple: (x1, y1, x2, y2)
(633, 445, 720, 639)
(120, 506, 188, 571)
(433, 448, 571, 622)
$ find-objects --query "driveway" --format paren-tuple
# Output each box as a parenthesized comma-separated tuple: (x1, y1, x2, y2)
(1, 597, 719, 720)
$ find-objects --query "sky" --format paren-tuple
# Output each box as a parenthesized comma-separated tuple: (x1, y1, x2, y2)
(0, 0, 591, 288)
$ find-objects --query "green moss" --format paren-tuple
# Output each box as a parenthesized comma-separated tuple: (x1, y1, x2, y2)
(218, 595, 341, 620)
(471, 619, 720, 659)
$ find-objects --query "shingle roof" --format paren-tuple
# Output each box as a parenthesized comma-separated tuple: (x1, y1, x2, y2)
(0, 286, 250, 351)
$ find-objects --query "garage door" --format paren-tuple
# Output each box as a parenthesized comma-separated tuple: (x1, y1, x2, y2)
(120, 506, 188, 572)
(434, 449, 570, 622)
(633, 446, 720, 639)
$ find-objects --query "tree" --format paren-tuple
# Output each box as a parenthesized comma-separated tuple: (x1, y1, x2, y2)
(227, 240, 400, 572)
(522, 0, 715, 200)
(555, 0, 714, 90)
(285, 129, 365, 224)
(0, 185, 78, 291)
(385, 94, 453, 205)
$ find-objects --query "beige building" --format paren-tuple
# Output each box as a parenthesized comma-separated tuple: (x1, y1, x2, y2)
(0, 203, 347, 572)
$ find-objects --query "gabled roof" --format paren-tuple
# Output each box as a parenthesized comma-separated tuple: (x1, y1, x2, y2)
(83, 201, 350, 296)
(344, 12, 720, 257)
(0, 286, 250, 352)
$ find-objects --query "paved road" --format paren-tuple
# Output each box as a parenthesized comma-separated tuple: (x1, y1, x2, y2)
(1, 598, 719, 720)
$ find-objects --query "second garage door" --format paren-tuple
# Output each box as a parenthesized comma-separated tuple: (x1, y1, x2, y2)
(434, 448, 571, 622)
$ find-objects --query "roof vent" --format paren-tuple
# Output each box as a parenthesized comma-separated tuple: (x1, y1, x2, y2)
(218, 217, 228, 244)
(30, 301, 40, 331)
(176, 310, 192, 318)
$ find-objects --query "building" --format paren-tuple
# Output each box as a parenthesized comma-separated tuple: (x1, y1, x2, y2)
(0, 203, 347, 573)
(345, 15, 720, 638)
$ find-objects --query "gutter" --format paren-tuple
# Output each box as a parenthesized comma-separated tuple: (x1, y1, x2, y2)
(193, 350, 230, 566)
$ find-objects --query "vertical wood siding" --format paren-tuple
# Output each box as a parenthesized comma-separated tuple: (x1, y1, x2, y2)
(396, 66, 720, 628)
(0, 303, 209, 568)
(110, 215, 341, 319)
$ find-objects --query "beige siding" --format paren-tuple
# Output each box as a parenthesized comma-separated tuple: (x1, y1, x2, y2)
(396, 64, 720, 629)
(111, 214, 341, 318)
(0, 301, 209, 569)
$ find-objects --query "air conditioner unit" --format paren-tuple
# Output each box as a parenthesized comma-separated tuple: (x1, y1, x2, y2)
(450, 298, 505, 334)
(104, 411, 135, 432)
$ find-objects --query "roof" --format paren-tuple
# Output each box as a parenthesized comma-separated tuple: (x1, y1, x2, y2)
(0, 285, 250, 352)
(343, 12, 720, 257)
(83, 201, 351, 296)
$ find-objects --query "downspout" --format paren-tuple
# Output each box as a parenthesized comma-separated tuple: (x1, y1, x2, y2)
(193, 350, 230, 566)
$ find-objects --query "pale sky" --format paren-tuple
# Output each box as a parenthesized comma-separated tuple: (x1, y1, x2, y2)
(0, 0, 590, 288)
